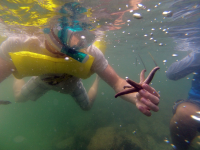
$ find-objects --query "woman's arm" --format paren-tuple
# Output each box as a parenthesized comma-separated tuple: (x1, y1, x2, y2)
(98, 64, 160, 116)
(166, 51, 200, 80)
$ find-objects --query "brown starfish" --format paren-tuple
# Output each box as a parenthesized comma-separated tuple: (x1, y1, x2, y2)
(115, 66, 160, 98)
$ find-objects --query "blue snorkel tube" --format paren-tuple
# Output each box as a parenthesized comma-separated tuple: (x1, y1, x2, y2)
(61, 46, 89, 63)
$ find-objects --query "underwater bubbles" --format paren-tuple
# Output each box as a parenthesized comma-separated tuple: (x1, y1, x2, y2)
(65, 57, 69, 60)
(172, 54, 178, 57)
(162, 11, 173, 17)
(137, 3, 146, 9)
(133, 13, 142, 19)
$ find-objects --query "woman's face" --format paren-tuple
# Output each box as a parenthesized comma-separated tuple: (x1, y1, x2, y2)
(69, 33, 80, 48)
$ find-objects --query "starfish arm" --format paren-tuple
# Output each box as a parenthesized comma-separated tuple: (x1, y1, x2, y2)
(144, 66, 160, 84)
(115, 87, 138, 98)
(126, 79, 143, 90)
(124, 85, 132, 89)
(140, 69, 146, 84)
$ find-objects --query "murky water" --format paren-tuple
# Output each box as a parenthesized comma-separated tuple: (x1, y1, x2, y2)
(0, 0, 199, 149)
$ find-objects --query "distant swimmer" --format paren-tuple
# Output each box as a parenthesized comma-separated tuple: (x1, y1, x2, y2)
(0, 100, 11, 105)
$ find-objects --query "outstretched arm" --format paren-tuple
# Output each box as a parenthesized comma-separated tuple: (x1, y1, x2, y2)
(166, 51, 200, 80)
(87, 74, 101, 107)
(98, 64, 160, 116)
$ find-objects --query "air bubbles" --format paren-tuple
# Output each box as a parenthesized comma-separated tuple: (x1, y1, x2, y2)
(150, 37, 154, 40)
(133, 13, 142, 19)
(122, 31, 125, 33)
(132, 131, 136, 134)
(162, 11, 173, 17)
(130, 10, 133, 13)
(154, 40, 157, 43)
(184, 140, 190, 143)
(126, 4, 128, 8)
(127, 19, 131, 22)
(159, 43, 163, 46)
(119, 8, 121, 10)
(125, 76, 129, 79)
(163, 60, 167, 63)
(137, 4, 143, 8)
(164, 139, 170, 143)
(80, 35, 85, 39)
(151, 28, 155, 31)
(172, 54, 178, 57)
(137, 3, 146, 9)
(171, 144, 176, 149)
(150, 33, 153, 36)
(65, 57, 69, 60)
(191, 115, 200, 121)
(144, 34, 148, 37)
(147, 9, 151, 12)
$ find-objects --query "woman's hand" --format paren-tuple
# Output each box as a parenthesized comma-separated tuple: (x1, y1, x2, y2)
(136, 83, 160, 116)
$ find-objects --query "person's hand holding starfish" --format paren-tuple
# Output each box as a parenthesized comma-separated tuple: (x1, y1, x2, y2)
(115, 66, 160, 116)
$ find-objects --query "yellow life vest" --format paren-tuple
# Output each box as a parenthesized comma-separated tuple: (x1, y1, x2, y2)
(9, 39, 106, 79)
(9, 51, 94, 79)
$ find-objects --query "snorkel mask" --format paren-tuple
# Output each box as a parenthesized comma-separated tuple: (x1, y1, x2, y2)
(44, 2, 95, 63)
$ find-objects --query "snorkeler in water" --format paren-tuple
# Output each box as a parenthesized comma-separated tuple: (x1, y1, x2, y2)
(0, 2, 160, 116)
(166, 0, 200, 149)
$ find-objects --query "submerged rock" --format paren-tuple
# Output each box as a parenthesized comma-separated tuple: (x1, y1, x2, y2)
(87, 126, 145, 150)
(87, 127, 115, 150)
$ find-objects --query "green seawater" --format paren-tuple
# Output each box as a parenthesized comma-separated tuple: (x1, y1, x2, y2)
(0, 0, 197, 149)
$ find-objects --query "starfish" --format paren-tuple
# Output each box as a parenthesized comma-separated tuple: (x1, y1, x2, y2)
(115, 66, 160, 98)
